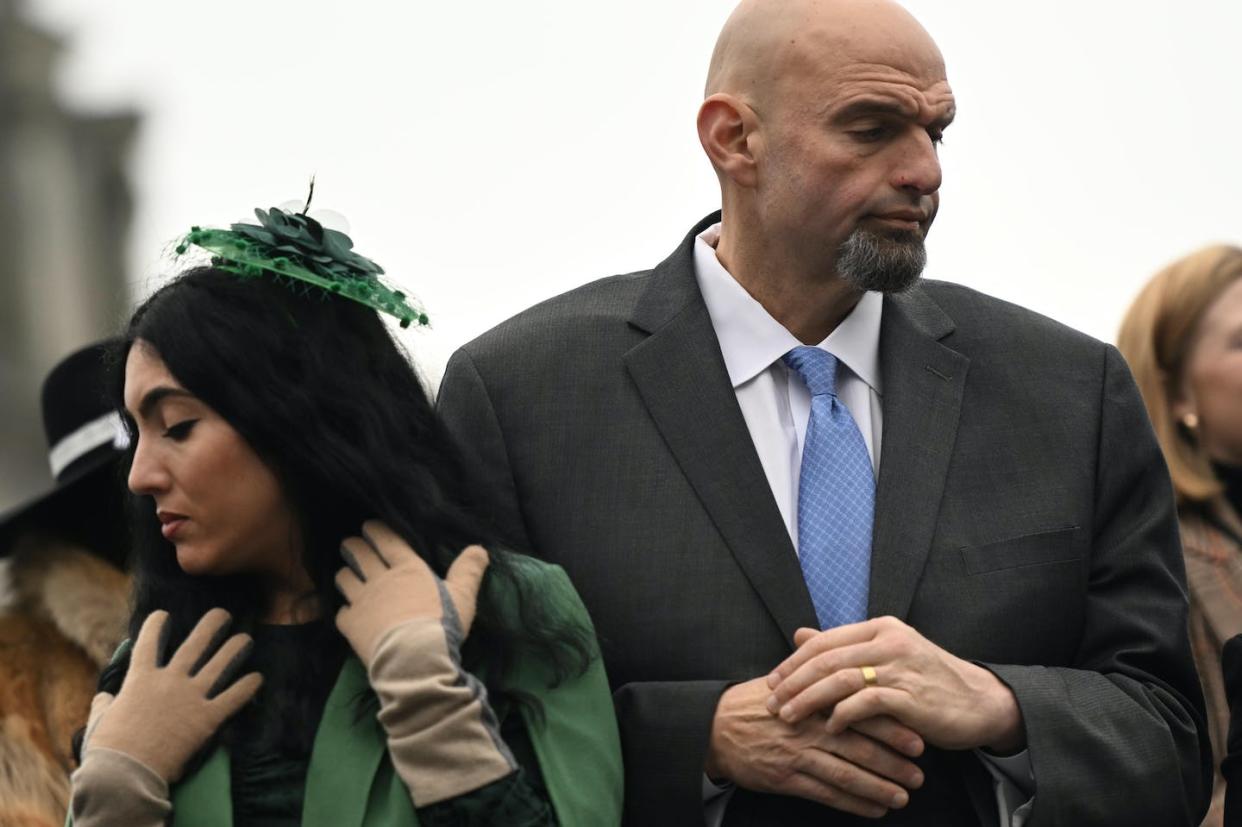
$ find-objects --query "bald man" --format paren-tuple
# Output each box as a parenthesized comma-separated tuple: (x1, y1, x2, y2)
(437, 0, 1210, 824)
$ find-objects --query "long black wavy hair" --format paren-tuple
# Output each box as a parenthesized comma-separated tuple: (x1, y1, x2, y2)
(93, 266, 591, 759)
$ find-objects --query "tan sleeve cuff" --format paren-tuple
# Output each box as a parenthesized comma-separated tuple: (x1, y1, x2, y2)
(72, 748, 171, 827)
(368, 618, 516, 806)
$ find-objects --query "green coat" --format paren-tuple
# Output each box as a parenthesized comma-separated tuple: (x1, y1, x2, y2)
(74, 562, 623, 827)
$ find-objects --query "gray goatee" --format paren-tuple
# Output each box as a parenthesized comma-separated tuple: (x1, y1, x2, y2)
(836, 228, 927, 293)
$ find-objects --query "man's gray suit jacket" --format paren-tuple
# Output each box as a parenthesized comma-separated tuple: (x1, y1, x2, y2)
(437, 213, 1211, 826)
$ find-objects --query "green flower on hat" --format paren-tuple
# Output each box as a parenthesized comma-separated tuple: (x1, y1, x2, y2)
(176, 204, 428, 329)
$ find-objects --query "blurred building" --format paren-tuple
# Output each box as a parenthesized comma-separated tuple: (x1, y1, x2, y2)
(0, 0, 137, 512)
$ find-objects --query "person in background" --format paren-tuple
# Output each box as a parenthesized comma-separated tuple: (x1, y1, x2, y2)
(68, 205, 622, 826)
(0, 340, 131, 827)
(1118, 244, 1242, 826)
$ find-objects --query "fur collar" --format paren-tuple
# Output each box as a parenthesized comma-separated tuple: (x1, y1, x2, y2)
(1, 535, 129, 668)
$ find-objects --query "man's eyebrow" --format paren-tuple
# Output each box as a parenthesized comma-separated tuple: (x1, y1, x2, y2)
(134, 386, 196, 420)
(932, 107, 956, 130)
(831, 98, 955, 129)
(830, 99, 914, 122)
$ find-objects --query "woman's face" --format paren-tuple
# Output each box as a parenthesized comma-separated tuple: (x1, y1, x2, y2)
(1177, 278, 1242, 465)
(123, 341, 300, 579)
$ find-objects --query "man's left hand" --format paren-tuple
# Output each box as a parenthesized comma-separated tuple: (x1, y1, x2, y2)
(765, 616, 1025, 753)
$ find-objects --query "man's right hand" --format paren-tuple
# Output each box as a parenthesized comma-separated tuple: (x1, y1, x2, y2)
(704, 677, 925, 818)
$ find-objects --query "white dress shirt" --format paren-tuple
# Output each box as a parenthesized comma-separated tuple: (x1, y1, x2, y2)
(693, 223, 1033, 826)
(694, 224, 883, 550)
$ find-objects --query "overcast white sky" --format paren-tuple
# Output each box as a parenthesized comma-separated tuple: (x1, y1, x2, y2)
(27, 0, 1242, 386)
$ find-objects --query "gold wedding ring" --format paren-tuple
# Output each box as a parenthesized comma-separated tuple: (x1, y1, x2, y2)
(860, 665, 879, 687)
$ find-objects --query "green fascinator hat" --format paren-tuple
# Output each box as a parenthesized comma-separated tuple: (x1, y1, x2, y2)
(176, 194, 427, 329)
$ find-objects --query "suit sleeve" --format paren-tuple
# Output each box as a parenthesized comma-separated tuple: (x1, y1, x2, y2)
(438, 347, 728, 823)
(437, 348, 534, 553)
(983, 345, 1211, 827)
(609, 679, 734, 823)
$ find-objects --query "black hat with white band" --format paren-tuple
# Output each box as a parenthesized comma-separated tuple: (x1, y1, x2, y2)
(0, 339, 130, 557)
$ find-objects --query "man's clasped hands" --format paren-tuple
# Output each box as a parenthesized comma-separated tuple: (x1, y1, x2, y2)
(705, 616, 1027, 819)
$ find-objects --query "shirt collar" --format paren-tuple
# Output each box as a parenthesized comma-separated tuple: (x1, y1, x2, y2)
(693, 222, 883, 393)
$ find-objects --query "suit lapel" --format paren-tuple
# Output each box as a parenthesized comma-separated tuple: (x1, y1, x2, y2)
(869, 287, 969, 620)
(625, 215, 817, 643)
(173, 659, 388, 827)
(302, 657, 389, 827)
(171, 747, 233, 827)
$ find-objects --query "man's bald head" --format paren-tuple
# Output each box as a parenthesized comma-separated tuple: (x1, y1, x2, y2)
(705, 0, 944, 110)
(697, 0, 955, 297)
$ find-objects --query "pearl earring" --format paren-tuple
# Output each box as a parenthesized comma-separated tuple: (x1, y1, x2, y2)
(1182, 412, 1200, 431)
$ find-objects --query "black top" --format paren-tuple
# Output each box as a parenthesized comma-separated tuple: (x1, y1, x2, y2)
(1215, 462, 1242, 524)
(230, 622, 333, 827)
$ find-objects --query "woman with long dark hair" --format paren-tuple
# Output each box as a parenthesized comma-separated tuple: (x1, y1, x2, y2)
(67, 206, 623, 826)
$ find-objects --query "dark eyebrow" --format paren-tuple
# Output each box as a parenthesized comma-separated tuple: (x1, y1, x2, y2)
(932, 107, 956, 130)
(135, 386, 197, 420)
(830, 98, 913, 123)
(831, 98, 955, 130)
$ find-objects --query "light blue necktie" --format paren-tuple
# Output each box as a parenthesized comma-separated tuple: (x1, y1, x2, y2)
(784, 346, 875, 630)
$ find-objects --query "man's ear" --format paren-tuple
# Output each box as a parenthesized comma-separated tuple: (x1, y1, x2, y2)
(697, 93, 759, 188)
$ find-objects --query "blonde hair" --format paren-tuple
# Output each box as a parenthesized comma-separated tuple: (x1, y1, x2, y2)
(1117, 245, 1242, 504)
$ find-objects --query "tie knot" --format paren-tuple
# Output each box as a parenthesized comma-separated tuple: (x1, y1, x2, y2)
(784, 346, 839, 397)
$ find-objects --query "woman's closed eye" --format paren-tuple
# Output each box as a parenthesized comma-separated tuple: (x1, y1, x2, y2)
(163, 419, 199, 441)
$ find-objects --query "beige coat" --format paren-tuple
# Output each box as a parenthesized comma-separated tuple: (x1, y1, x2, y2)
(1180, 500, 1242, 827)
